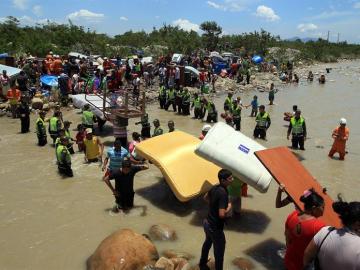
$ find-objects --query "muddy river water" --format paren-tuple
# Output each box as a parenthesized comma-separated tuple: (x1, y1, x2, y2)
(0, 60, 359, 269)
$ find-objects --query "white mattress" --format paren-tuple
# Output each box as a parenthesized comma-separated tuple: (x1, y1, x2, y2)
(195, 122, 272, 193)
(71, 94, 110, 120)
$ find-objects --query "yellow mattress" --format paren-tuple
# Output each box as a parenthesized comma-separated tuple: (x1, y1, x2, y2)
(135, 131, 221, 202)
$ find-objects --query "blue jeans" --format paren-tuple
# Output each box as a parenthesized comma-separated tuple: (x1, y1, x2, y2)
(199, 219, 226, 270)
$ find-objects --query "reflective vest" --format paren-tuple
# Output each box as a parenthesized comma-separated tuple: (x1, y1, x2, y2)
(56, 145, 71, 165)
(207, 102, 215, 114)
(65, 129, 71, 139)
(82, 110, 94, 126)
(232, 104, 242, 118)
(256, 112, 269, 128)
(159, 86, 166, 98)
(84, 136, 100, 160)
(290, 117, 304, 135)
(167, 89, 175, 101)
(182, 93, 191, 105)
(224, 97, 232, 107)
(49, 117, 59, 132)
(36, 118, 46, 136)
(153, 127, 163, 137)
(193, 97, 201, 109)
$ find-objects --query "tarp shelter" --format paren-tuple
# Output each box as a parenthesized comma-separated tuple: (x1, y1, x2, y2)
(68, 52, 88, 59)
(141, 56, 153, 65)
(0, 53, 9, 59)
(184, 66, 199, 77)
(0, 64, 22, 95)
(40, 75, 58, 87)
(0, 64, 21, 77)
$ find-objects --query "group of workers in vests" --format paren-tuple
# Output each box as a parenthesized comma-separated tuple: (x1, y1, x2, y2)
(35, 103, 103, 177)
(158, 83, 218, 123)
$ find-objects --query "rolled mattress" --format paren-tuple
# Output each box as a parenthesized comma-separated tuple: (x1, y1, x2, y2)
(195, 122, 272, 193)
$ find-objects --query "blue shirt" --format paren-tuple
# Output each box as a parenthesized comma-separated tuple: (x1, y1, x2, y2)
(251, 99, 258, 109)
(106, 147, 130, 171)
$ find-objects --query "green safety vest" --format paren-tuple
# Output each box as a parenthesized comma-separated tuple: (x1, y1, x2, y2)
(82, 110, 94, 126)
(49, 117, 59, 132)
(224, 97, 232, 107)
(65, 129, 71, 139)
(135, 64, 141, 72)
(207, 102, 215, 114)
(182, 93, 191, 104)
(36, 118, 46, 136)
(193, 97, 201, 109)
(153, 127, 163, 137)
(232, 104, 242, 118)
(290, 116, 304, 135)
(167, 89, 175, 100)
(256, 112, 269, 128)
(56, 145, 71, 165)
(159, 86, 166, 98)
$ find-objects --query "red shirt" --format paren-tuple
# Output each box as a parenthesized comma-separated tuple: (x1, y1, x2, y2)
(284, 210, 325, 270)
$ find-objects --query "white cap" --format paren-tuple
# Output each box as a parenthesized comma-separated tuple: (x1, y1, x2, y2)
(202, 124, 211, 132)
(340, 118, 347, 125)
(86, 128, 93, 134)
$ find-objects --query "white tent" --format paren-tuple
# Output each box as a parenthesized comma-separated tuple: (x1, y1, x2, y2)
(68, 52, 88, 59)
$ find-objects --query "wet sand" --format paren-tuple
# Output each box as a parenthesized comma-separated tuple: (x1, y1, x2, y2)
(0, 60, 359, 269)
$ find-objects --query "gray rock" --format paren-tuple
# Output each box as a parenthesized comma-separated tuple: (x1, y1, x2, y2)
(149, 224, 177, 241)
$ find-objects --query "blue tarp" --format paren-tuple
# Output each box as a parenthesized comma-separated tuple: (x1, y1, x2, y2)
(0, 53, 9, 59)
(252, 55, 263, 64)
(40, 75, 58, 87)
(213, 62, 228, 74)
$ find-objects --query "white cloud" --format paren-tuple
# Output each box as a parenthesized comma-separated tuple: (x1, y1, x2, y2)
(67, 9, 104, 22)
(0, 17, 6, 23)
(255, 5, 280, 21)
(297, 23, 318, 32)
(155, 15, 160, 19)
(206, 0, 250, 12)
(354, 2, 360, 9)
(120, 16, 128, 21)
(172, 18, 200, 32)
(13, 0, 28, 10)
(207, 1, 226, 10)
(32, 5, 42, 17)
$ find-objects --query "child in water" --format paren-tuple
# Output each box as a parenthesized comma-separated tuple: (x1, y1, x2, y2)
(76, 124, 86, 152)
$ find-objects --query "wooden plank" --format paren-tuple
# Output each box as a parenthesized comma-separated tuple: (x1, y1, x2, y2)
(255, 147, 341, 228)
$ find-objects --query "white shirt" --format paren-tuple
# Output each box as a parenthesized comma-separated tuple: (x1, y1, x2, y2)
(315, 226, 360, 270)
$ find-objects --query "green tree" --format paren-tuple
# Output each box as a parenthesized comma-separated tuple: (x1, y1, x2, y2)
(200, 21, 222, 51)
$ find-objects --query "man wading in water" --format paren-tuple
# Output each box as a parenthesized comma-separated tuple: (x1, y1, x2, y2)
(199, 169, 233, 270)
(103, 158, 148, 213)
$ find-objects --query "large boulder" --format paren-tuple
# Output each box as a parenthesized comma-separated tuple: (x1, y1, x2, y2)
(87, 229, 159, 270)
(149, 224, 177, 241)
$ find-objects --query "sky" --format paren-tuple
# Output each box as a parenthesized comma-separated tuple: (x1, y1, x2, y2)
(1, 0, 360, 43)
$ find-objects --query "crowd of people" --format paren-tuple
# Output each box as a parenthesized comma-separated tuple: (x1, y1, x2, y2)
(0, 50, 357, 270)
